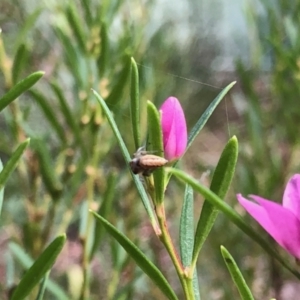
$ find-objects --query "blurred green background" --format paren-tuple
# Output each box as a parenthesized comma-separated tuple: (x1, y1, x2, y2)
(1, 0, 300, 299)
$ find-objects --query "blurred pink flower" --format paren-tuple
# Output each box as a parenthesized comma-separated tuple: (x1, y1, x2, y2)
(237, 174, 300, 258)
(160, 97, 187, 161)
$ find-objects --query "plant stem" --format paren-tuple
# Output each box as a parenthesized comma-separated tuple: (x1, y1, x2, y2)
(156, 204, 195, 300)
(80, 132, 102, 299)
(80, 173, 94, 300)
(185, 274, 195, 300)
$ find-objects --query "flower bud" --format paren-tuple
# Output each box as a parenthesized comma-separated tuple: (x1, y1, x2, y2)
(160, 96, 187, 160)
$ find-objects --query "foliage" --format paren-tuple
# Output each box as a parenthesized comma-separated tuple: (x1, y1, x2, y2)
(0, 0, 299, 299)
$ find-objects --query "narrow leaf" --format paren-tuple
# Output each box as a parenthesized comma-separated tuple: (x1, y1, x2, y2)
(105, 55, 131, 110)
(54, 27, 82, 86)
(168, 168, 300, 280)
(91, 211, 178, 300)
(192, 270, 201, 300)
(180, 185, 194, 267)
(220, 246, 254, 300)
(9, 242, 68, 300)
(12, 43, 28, 84)
(14, 8, 42, 49)
(92, 89, 159, 231)
(0, 138, 29, 217)
(11, 234, 66, 300)
(180, 185, 201, 300)
(0, 71, 44, 112)
(98, 0, 123, 23)
(187, 82, 236, 150)
(32, 139, 63, 199)
(192, 136, 238, 268)
(0, 159, 3, 216)
(41, 277, 68, 300)
(50, 81, 83, 148)
(0, 139, 30, 190)
(90, 172, 117, 259)
(35, 271, 50, 300)
(80, 0, 93, 26)
(65, 5, 86, 53)
(9, 243, 33, 267)
(97, 21, 109, 76)
(130, 57, 141, 149)
(29, 89, 67, 144)
(5, 251, 14, 288)
(147, 101, 165, 204)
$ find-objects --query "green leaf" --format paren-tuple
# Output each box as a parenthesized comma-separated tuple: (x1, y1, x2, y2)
(98, 0, 123, 24)
(14, 8, 42, 49)
(9, 242, 68, 300)
(92, 89, 159, 231)
(65, 5, 86, 53)
(209, 136, 238, 198)
(192, 270, 201, 300)
(12, 43, 29, 84)
(110, 225, 128, 270)
(168, 168, 300, 280)
(220, 246, 254, 300)
(97, 21, 109, 76)
(50, 81, 84, 152)
(130, 57, 141, 149)
(29, 89, 67, 145)
(0, 139, 30, 191)
(11, 234, 66, 300)
(147, 101, 165, 204)
(54, 27, 82, 86)
(0, 159, 3, 216)
(9, 242, 32, 267)
(192, 136, 238, 269)
(180, 185, 194, 267)
(0, 138, 29, 217)
(35, 271, 50, 300)
(32, 139, 63, 199)
(0, 71, 44, 112)
(91, 211, 178, 300)
(5, 251, 14, 288)
(187, 81, 236, 150)
(180, 185, 201, 300)
(105, 55, 131, 110)
(90, 172, 117, 259)
(79, 0, 93, 26)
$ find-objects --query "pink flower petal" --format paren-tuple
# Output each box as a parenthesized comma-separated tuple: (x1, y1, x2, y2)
(237, 193, 300, 258)
(282, 174, 300, 219)
(237, 194, 280, 243)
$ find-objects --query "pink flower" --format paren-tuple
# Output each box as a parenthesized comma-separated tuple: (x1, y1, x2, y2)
(160, 97, 187, 161)
(237, 174, 300, 258)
